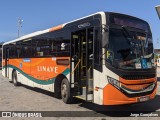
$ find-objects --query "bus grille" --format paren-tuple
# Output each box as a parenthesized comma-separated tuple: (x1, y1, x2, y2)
(121, 74, 155, 80)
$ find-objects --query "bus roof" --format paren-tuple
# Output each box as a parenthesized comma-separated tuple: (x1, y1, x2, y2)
(3, 11, 148, 46)
(3, 11, 105, 45)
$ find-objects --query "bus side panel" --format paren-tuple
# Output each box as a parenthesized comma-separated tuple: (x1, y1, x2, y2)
(8, 67, 13, 80)
(4, 57, 70, 92)
(8, 59, 29, 85)
(30, 57, 70, 79)
(93, 69, 103, 105)
(93, 64, 119, 105)
(30, 57, 70, 92)
(2, 59, 5, 77)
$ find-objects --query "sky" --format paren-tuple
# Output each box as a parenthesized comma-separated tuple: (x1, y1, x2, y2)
(0, 0, 160, 49)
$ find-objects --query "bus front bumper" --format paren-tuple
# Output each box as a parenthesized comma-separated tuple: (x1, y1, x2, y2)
(103, 84, 157, 105)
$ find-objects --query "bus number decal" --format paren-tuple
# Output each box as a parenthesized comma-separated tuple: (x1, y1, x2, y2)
(78, 22, 91, 28)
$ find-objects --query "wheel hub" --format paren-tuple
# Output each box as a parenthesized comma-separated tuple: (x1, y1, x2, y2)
(61, 84, 67, 98)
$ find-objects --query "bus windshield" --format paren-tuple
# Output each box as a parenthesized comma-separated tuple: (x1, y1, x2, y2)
(106, 27, 154, 69)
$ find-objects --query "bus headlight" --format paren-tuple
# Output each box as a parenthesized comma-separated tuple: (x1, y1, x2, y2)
(107, 76, 120, 89)
(146, 83, 155, 91)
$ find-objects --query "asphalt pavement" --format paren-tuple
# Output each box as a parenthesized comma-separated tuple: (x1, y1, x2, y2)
(0, 69, 160, 120)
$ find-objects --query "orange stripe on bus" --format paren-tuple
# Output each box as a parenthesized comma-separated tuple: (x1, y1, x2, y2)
(49, 25, 63, 32)
(119, 77, 156, 85)
(121, 83, 151, 91)
(8, 57, 70, 80)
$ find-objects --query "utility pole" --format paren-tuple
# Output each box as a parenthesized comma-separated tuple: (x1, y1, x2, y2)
(155, 5, 160, 19)
(18, 17, 23, 38)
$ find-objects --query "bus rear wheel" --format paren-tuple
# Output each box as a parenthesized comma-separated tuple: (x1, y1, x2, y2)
(61, 78, 72, 104)
(12, 71, 19, 86)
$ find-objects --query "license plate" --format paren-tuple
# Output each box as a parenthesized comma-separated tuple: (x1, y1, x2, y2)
(138, 96, 149, 102)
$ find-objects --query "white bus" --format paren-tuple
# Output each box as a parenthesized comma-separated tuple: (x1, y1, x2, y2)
(2, 12, 157, 105)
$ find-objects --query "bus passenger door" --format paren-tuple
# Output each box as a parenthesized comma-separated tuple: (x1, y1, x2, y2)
(5, 48, 9, 77)
(71, 28, 94, 101)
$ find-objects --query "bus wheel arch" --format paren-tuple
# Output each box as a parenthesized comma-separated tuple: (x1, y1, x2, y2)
(54, 74, 66, 99)
(12, 70, 19, 86)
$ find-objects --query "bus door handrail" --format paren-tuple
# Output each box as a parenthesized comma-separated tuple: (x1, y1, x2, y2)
(71, 59, 81, 74)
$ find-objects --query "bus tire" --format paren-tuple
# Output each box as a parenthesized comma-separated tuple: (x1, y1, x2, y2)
(54, 77, 62, 99)
(12, 71, 19, 86)
(61, 78, 72, 104)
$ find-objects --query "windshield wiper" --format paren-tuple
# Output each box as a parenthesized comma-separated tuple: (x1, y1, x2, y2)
(144, 31, 149, 49)
(121, 26, 138, 57)
(122, 26, 151, 60)
(121, 26, 135, 43)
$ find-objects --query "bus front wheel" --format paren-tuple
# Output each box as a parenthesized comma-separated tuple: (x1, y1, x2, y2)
(61, 78, 72, 104)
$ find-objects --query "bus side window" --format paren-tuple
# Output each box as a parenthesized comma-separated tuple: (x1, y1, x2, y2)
(3, 46, 6, 59)
(51, 40, 70, 57)
(9, 43, 16, 58)
(31, 39, 52, 57)
(22, 40, 32, 58)
(94, 27, 102, 72)
(16, 41, 22, 58)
